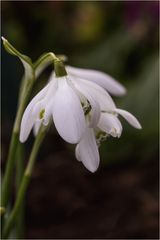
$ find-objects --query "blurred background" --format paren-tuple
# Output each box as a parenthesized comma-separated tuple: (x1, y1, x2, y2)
(1, 1, 159, 239)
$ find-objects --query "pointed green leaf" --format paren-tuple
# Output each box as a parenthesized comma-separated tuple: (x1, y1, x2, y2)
(2, 37, 34, 80)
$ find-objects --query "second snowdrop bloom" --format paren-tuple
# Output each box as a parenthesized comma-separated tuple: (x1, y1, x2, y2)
(72, 78, 141, 172)
(75, 109, 142, 173)
(69, 75, 141, 132)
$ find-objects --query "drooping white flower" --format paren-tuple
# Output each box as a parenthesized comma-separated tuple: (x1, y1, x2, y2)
(20, 61, 142, 173)
(66, 65, 126, 96)
(98, 108, 142, 138)
(20, 74, 86, 144)
(75, 107, 142, 173)
(20, 65, 115, 144)
(72, 78, 141, 172)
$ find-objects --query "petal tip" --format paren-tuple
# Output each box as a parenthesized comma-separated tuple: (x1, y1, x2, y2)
(115, 86, 127, 96)
(121, 87, 127, 95)
(19, 134, 26, 143)
(135, 122, 142, 130)
(87, 165, 98, 173)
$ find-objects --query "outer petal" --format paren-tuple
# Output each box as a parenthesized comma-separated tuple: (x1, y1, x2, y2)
(66, 65, 126, 96)
(32, 101, 44, 118)
(19, 84, 50, 142)
(98, 113, 122, 137)
(115, 109, 142, 129)
(70, 76, 116, 112)
(52, 77, 86, 144)
(32, 79, 58, 122)
(20, 104, 35, 143)
(75, 128, 100, 172)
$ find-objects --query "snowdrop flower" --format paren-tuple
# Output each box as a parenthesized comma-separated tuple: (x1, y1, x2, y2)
(20, 60, 116, 144)
(75, 108, 142, 173)
(73, 78, 141, 172)
(20, 59, 141, 173)
(20, 77, 85, 144)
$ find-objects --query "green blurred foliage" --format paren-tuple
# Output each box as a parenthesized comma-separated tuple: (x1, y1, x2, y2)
(1, 1, 159, 165)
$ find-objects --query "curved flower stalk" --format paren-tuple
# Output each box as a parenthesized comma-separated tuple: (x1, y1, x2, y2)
(34, 52, 68, 79)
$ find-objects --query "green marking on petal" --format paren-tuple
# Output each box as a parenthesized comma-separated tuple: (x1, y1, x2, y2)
(81, 101, 91, 115)
(96, 131, 108, 147)
(39, 109, 45, 119)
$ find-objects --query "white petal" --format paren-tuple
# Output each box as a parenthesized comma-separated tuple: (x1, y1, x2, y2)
(47, 70, 55, 83)
(43, 77, 58, 103)
(88, 98, 101, 127)
(42, 78, 58, 125)
(32, 101, 44, 118)
(66, 65, 126, 96)
(75, 144, 81, 162)
(20, 104, 35, 143)
(33, 121, 42, 136)
(52, 77, 86, 144)
(19, 84, 50, 142)
(43, 100, 53, 126)
(115, 109, 142, 129)
(70, 79, 101, 127)
(75, 128, 100, 172)
(32, 79, 58, 120)
(98, 113, 122, 137)
(70, 76, 116, 112)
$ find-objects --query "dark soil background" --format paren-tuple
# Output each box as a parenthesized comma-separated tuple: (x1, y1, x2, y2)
(25, 147, 159, 239)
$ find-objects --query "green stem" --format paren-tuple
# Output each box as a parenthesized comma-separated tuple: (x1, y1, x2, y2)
(1, 78, 34, 209)
(1, 132, 19, 208)
(2, 126, 47, 239)
(15, 143, 25, 239)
